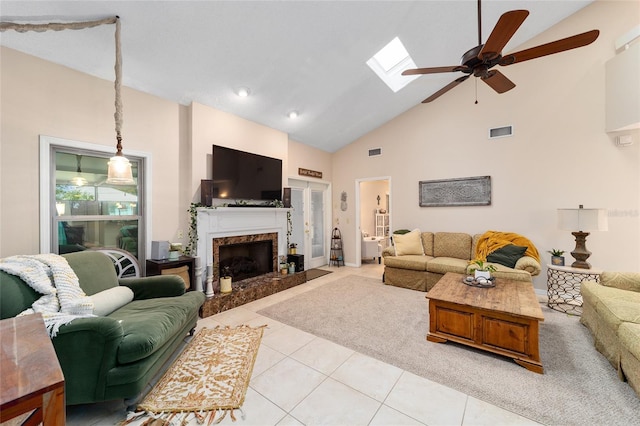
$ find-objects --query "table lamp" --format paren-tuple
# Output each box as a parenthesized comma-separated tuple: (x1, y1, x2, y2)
(557, 205, 608, 269)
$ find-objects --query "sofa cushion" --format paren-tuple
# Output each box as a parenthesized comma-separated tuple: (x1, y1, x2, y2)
(601, 271, 640, 293)
(433, 233, 472, 260)
(619, 322, 640, 360)
(394, 229, 425, 256)
(426, 257, 469, 275)
(63, 251, 119, 295)
(421, 232, 434, 256)
(384, 255, 431, 271)
(487, 244, 528, 268)
(109, 293, 204, 364)
(91, 286, 134, 316)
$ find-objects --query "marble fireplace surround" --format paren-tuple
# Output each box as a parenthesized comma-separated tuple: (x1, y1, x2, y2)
(196, 207, 290, 289)
(213, 232, 277, 283)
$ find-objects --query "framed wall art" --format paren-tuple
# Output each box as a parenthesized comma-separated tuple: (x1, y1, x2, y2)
(419, 176, 491, 207)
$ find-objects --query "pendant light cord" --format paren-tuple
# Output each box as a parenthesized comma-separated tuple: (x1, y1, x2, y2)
(1, 16, 123, 152)
(114, 16, 124, 155)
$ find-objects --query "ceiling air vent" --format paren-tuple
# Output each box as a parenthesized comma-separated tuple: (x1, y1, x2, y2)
(368, 148, 382, 157)
(489, 125, 513, 139)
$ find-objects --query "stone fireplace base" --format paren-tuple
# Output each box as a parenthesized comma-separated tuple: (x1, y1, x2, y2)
(200, 270, 307, 317)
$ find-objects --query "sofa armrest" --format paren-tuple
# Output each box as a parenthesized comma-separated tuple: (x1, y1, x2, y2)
(600, 271, 640, 292)
(514, 256, 541, 276)
(119, 275, 186, 300)
(52, 317, 123, 403)
(382, 246, 395, 257)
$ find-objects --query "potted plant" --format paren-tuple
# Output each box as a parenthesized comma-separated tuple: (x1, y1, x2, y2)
(548, 249, 565, 266)
(469, 260, 497, 279)
(220, 266, 232, 293)
(279, 255, 288, 275)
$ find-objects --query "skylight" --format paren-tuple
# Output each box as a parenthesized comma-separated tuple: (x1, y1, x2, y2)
(367, 37, 419, 92)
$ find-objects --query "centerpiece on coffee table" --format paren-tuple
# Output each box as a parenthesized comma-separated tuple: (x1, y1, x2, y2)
(466, 260, 497, 287)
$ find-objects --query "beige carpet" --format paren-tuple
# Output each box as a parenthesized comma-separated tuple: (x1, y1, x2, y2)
(258, 275, 640, 425)
(130, 326, 264, 425)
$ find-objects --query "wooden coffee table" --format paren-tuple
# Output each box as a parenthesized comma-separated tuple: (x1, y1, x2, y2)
(426, 272, 544, 373)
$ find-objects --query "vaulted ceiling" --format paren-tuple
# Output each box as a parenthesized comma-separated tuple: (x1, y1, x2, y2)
(1, 1, 594, 152)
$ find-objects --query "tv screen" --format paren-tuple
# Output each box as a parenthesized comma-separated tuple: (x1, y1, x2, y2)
(212, 145, 282, 201)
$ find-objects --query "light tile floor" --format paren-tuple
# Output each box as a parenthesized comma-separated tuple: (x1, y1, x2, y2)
(66, 263, 542, 425)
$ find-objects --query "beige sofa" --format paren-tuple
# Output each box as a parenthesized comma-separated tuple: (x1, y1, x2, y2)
(581, 272, 640, 397)
(382, 231, 541, 291)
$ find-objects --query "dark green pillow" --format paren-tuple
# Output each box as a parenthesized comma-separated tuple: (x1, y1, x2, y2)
(487, 244, 528, 269)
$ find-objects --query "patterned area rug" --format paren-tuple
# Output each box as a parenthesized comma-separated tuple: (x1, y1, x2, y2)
(126, 326, 264, 425)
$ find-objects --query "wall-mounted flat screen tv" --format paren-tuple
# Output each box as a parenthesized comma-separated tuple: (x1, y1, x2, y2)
(212, 145, 282, 201)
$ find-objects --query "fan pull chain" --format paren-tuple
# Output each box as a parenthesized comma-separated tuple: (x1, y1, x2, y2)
(475, 78, 478, 104)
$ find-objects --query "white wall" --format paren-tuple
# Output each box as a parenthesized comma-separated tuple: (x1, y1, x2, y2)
(332, 0, 640, 291)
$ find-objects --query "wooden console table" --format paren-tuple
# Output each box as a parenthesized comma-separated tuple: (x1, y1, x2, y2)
(426, 272, 545, 373)
(1, 314, 65, 425)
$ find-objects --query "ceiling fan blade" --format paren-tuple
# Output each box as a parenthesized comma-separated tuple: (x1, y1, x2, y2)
(481, 70, 515, 94)
(422, 75, 470, 103)
(478, 10, 529, 61)
(402, 66, 468, 76)
(500, 29, 599, 65)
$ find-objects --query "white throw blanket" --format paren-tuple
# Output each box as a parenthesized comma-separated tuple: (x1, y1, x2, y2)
(0, 254, 94, 337)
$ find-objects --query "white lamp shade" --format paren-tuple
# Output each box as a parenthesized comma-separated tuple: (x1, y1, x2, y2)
(558, 208, 608, 232)
(106, 155, 135, 185)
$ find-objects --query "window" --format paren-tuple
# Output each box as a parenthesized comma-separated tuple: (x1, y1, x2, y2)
(40, 136, 150, 267)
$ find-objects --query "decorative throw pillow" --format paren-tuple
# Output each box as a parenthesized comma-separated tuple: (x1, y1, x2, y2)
(487, 244, 528, 269)
(90, 286, 134, 316)
(394, 229, 425, 256)
(391, 229, 411, 246)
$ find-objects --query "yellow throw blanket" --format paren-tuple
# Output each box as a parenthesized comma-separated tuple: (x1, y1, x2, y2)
(475, 231, 540, 263)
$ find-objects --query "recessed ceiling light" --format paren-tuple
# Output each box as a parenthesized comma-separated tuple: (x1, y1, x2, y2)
(236, 87, 250, 97)
(367, 36, 419, 92)
(288, 110, 298, 119)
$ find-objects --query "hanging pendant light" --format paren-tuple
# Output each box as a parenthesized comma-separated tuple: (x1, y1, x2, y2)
(106, 16, 135, 185)
(71, 154, 88, 186)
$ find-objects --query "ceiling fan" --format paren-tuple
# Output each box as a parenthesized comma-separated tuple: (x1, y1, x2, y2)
(402, 0, 599, 103)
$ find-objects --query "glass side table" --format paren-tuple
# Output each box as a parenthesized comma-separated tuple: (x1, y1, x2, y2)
(547, 264, 602, 315)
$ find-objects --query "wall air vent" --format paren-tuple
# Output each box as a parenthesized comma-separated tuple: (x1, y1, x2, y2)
(368, 148, 382, 157)
(489, 125, 513, 139)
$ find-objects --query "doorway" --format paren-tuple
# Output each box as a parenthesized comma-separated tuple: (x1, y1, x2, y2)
(355, 177, 391, 267)
(288, 178, 331, 270)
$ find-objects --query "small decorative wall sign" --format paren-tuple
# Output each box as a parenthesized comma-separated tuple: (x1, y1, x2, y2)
(419, 176, 491, 207)
(298, 168, 322, 179)
(340, 191, 348, 211)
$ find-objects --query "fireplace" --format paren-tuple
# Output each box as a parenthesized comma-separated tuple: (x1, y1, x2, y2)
(196, 207, 307, 317)
(212, 232, 278, 284)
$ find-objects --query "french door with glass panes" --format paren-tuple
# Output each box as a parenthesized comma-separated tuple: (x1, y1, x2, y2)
(288, 179, 330, 269)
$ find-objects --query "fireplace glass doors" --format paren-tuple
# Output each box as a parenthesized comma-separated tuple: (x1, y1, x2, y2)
(212, 232, 278, 283)
(219, 240, 273, 282)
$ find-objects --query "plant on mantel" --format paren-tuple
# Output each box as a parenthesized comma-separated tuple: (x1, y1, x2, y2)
(184, 200, 291, 256)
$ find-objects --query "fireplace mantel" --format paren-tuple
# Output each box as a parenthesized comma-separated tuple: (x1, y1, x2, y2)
(196, 207, 290, 282)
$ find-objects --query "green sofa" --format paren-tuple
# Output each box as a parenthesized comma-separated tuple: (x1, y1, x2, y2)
(0, 251, 206, 405)
(581, 271, 640, 397)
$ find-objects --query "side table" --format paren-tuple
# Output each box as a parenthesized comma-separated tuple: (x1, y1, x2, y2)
(146, 256, 196, 290)
(1, 314, 65, 425)
(547, 264, 602, 315)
